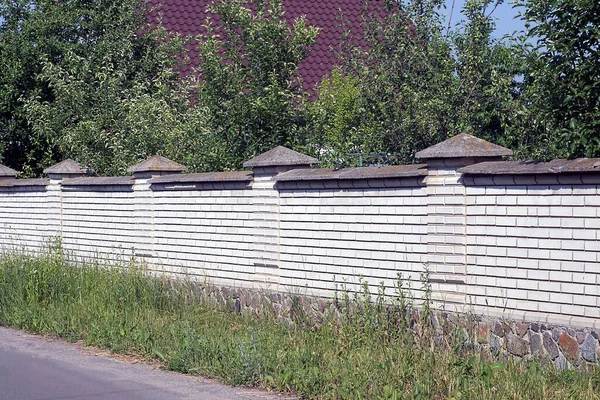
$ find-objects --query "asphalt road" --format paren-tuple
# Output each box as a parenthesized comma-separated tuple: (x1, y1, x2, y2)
(0, 326, 296, 400)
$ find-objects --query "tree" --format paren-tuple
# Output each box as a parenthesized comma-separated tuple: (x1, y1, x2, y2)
(196, 0, 318, 168)
(338, 0, 457, 164)
(0, 0, 215, 176)
(0, 0, 77, 173)
(304, 0, 558, 166)
(519, 0, 600, 158)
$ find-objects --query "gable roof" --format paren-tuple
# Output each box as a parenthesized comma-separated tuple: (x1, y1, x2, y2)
(147, 0, 376, 93)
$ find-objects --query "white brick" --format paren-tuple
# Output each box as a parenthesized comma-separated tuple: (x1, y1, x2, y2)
(561, 282, 584, 294)
(475, 196, 496, 205)
(527, 269, 549, 280)
(538, 217, 568, 228)
(496, 216, 518, 226)
(572, 294, 592, 306)
(517, 279, 539, 290)
(476, 236, 497, 246)
(573, 251, 597, 262)
(584, 196, 600, 206)
(496, 196, 518, 205)
(584, 306, 600, 318)
(476, 276, 496, 286)
(528, 290, 550, 302)
(560, 304, 584, 316)
(486, 286, 508, 297)
(486, 247, 507, 257)
(572, 207, 596, 217)
(573, 229, 596, 240)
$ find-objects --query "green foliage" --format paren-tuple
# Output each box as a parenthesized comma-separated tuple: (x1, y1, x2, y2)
(303, 69, 365, 166)
(330, 0, 456, 164)
(23, 49, 216, 175)
(2, 0, 599, 174)
(452, 0, 518, 140)
(0, 0, 78, 173)
(197, 0, 318, 168)
(518, 0, 600, 158)
(0, 0, 217, 176)
(0, 249, 599, 399)
(450, 0, 564, 160)
(305, 0, 570, 166)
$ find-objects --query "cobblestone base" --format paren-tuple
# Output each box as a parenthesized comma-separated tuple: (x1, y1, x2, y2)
(193, 283, 599, 370)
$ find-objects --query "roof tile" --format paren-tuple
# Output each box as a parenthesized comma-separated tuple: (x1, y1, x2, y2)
(62, 177, 134, 186)
(151, 170, 253, 184)
(0, 178, 49, 187)
(459, 159, 600, 175)
(275, 164, 427, 181)
(147, 0, 383, 93)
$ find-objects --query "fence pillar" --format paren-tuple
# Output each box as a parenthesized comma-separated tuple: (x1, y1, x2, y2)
(416, 133, 512, 311)
(43, 159, 93, 248)
(0, 164, 19, 251)
(127, 156, 185, 265)
(243, 146, 318, 290)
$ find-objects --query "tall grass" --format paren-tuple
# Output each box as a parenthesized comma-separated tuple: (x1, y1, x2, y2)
(0, 249, 598, 399)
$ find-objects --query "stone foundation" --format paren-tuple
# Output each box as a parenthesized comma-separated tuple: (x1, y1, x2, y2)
(437, 315, 599, 369)
(193, 283, 600, 370)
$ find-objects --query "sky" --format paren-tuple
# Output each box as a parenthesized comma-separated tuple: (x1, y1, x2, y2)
(441, 0, 528, 40)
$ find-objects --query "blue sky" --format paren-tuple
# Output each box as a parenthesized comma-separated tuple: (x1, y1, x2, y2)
(441, 0, 528, 39)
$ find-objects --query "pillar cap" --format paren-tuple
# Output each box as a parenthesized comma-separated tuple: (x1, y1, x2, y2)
(0, 164, 18, 179)
(127, 156, 185, 174)
(243, 146, 318, 168)
(43, 159, 93, 178)
(416, 133, 513, 160)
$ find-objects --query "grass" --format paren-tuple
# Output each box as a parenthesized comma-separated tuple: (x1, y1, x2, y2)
(0, 247, 598, 399)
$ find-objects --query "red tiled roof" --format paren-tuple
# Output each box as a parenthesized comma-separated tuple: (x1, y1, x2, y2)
(147, 0, 381, 93)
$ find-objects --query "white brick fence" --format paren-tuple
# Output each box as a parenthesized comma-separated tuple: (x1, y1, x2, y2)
(1, 134, 599, 330)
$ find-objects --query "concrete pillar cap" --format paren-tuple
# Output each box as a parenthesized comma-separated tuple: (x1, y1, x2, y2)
(416, 133, 513, 160)
(43, 159, 93, 179)
(0, 164, 18, 179)
(243, 146, 318, 168)
(127, 156, 185, 178)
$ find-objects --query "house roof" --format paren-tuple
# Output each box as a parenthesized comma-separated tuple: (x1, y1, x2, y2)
(147, 0, 377, 92)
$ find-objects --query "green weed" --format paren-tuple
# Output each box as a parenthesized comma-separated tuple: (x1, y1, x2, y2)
(0, 249, 598, 399)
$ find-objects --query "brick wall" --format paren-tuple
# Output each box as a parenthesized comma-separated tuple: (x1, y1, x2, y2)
(463, 175, 600, 327)
(151, 179, 255, 288)
(278, 177, 428, 297)
(0, 183, 55, 253)
(61, 185, 136, 263)
(0, 135, 599, 329)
